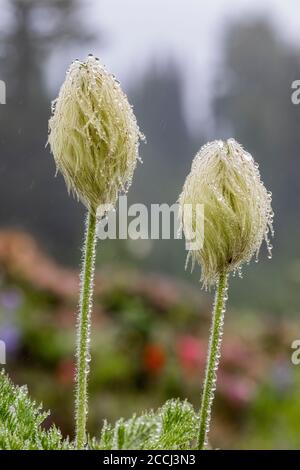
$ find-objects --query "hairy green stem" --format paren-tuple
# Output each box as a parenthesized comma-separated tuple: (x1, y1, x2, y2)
(198, 272, 228, 450)
(75, 211, 97, 449)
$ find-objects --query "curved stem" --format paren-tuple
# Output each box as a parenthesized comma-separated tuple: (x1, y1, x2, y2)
(75, 211, 97, 449)
(198, 272, 228, 450)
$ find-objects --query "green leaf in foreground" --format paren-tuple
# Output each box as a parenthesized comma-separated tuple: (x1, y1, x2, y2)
(0, 370, 72, 450)
(91, 399, 198, 450)
(0, 370, 199, 450)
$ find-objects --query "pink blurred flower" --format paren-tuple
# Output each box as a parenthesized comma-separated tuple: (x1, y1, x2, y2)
(218, 373, 255, 407)
(177, 335, 206, 374)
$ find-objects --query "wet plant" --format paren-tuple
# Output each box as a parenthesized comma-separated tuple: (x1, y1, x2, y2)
(0, 55, 199, 452)
(0, 369, 198, 450)
(179, 139, 274, 449)
(48, 55, 143, 449)
(0, 59, 274, 451)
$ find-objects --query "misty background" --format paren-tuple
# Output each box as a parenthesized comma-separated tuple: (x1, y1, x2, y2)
(1, 0, 299, 313)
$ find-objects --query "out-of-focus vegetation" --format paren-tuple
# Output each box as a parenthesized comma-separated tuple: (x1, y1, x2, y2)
(1, 230, 300, 449)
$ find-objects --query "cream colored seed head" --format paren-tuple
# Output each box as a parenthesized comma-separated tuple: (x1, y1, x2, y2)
(179, 139, 274, 286)
(48, 55, 144, 215)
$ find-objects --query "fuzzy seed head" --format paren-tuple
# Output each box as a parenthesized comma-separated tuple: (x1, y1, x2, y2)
(48, 55, 144, 215)
(179, 139, 274, 286)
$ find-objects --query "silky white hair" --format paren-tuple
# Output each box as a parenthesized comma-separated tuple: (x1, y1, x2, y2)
(48, 55, 144, 215)
(179, 139, 274, 286)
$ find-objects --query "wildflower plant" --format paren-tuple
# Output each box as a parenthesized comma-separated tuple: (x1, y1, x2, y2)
(0, 55, 200, 452)
(0, 56, 275, 451)
(179, 139, 274, 449)
(48, 55, 143, 449)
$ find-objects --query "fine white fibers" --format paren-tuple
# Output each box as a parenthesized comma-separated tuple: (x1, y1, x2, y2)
(179, 139, 274, 286)
(48, 55, 144, 215)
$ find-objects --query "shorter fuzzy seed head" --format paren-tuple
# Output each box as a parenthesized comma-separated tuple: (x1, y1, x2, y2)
(179, 139, 274, 286)
(48, 55, 144, 215)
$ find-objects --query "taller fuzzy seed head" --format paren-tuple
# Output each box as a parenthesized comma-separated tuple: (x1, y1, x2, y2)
(48, 55, 143, 215)
(179, 139, 274, 286)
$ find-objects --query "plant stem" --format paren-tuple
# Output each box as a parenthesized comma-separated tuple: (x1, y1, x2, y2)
(198, 272, 228, 450)
(75, 211, 97, 449)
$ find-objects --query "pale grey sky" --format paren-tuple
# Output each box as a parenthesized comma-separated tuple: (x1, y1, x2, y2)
(2, 0, 300, 132)
(80, 0, 300, 132)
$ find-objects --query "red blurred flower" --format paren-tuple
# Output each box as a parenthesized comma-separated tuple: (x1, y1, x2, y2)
(56, 358, 75, 385)
(143, 343, 166, 375)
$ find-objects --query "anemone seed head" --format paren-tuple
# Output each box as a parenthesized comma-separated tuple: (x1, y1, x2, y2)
(48, 55, 144, 215)
(179, 139, 274, 286)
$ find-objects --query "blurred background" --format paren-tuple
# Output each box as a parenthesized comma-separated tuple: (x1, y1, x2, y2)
(0, 0, 300, 449)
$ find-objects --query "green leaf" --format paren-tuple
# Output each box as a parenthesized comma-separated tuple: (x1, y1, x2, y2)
(91, 399, 198, 450)
(0, 371, 199, 450)
(0, 370, 72, 450)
